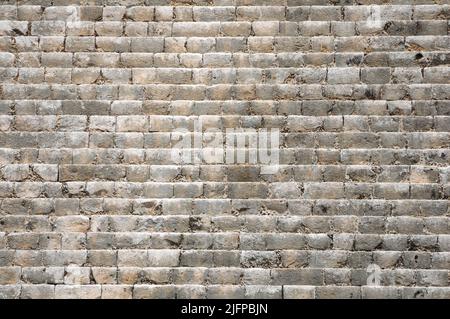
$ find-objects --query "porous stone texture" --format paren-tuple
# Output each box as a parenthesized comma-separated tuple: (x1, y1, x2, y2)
(0, 0, 449, 299)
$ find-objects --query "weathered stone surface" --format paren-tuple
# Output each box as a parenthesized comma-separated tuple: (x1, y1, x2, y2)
(0, 0, 449, 300)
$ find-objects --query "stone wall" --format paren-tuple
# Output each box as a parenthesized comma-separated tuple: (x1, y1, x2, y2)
(0, 0, 449, 299)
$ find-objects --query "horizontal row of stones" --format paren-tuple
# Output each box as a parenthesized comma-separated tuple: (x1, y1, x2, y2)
(1, 36, 449, 53)
(1, 67, 449, 85)
(2, 163, 450, 181)
(1, 5, 448, 22)
(1, 284, 450, 300)
(2, 100, 449, 116)
(0, 265, 449, 286)
(0, 181, 448, 199)
(1, 146, 450, 165)
(1, 114, 450, 131)
(1, 212, 449, 233)
(2, 232, 449, 252)
(1, 0, 447, 6)
(1, 20, 449, 37)
(1, 131, 450, 148)
(2, 84, 450, 100)
(0, 231, 449, 250)
(1, 52, 449, 68)
(1, 238, 449, 258)
(5, 143, 450, 163)
(0, 195, 449, 215)
(1, 205, 449, 234)
(2, 245, 447, 267)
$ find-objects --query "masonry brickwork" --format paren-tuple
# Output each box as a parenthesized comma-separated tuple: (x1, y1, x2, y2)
(0, 0, 449, 299)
